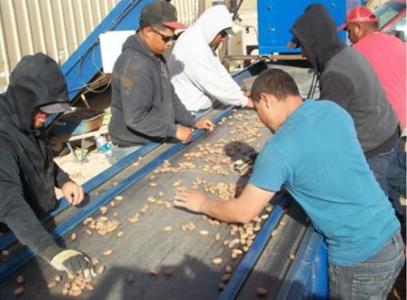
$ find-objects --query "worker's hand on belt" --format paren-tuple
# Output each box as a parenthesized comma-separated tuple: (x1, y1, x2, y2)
(195, 118, 215, 132)
(174, 189, 207, 213)
(175, 125, 193, 143)
(49, 249, 96, 279)
(62, 181, 85, 206)
(234, 153, 258, 176)
(244, 93, 254, 109)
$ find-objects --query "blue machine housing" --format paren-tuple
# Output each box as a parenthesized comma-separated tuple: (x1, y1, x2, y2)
(61, 0, 154, 101)
(258, 0, 363, 55)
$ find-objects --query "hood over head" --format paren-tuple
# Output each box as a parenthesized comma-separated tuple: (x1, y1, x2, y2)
(3, 53, 69, 132)
(192, 5, 234, 44)
(289, 3, 345, 72)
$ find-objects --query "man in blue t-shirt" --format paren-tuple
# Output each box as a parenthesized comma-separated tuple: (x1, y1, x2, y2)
(174, 69, 404, 299)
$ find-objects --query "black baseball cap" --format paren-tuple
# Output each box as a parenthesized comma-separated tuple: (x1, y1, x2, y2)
(140, 0, 186, 30)
(38, 102, 73, 114)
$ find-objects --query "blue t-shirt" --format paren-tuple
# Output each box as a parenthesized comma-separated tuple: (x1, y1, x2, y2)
(250, 100, 399, 266)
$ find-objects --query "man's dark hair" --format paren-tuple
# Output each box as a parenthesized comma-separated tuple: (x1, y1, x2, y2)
(251, 69, 300, 102)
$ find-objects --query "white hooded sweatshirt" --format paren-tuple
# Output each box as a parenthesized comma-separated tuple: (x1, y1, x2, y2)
(168, 5, 248, 112)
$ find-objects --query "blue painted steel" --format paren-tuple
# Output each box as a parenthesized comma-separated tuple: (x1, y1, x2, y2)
(0, 141, 159, 252)
(257, 0, 363, 55)
(309, 240, 329, 299)
(0, 107, 234, 281)
(276, 226, 327, 300)
(62, 0, 154, 100)
(219, 194, 292, 300)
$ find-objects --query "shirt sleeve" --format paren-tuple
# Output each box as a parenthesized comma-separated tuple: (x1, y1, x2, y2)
(171, 84, 196, 128)
(249, 142, 292, 192)
(0, 138, 58, 256)
(53, 161, 71, 188)
(185, 51, 248, 107)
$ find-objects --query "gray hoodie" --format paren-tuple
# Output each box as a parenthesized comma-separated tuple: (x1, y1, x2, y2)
(290, 4, 398, 154)
(108, 34, 196, 147)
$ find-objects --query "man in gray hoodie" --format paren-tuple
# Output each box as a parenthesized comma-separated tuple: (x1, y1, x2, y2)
(288, 4, 402, 206)
(108, 0, 214, 147)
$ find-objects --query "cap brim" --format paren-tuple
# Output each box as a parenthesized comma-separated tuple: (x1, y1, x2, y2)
(39, 102, 73, 114)
(337, 23, 347, 31)
(162, 22, 186, 30)
(286, 36, 300, 49)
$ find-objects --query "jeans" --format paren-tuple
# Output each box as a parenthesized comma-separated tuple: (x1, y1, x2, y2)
(107, 144, 142, 165)
(329, 231, 405, 300)
(387, 149, 406, 199)
(367, 145, 406, 215)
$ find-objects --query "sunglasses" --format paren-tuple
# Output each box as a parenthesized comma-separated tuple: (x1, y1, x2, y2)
(150, 27, 177, 43)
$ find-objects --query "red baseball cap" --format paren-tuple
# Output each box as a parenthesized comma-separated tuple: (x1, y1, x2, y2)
(337, 6, 378, 31)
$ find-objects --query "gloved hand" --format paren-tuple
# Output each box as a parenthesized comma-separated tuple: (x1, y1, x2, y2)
(234, 153, 258, 176)
(49, 249, 96, 278)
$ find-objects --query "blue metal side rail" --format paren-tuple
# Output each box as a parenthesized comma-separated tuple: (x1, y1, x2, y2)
(62, 0, 154, 100)
(0, 107, 234, 281)
(0, 141, 159, 252)
(276, 226, 328, 300)
(219, 193, 292, 300)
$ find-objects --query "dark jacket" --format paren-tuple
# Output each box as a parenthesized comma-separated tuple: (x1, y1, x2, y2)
(290, 4, 398, 154)
(108, 34, 196, 147)
(0, 53, 71, 256)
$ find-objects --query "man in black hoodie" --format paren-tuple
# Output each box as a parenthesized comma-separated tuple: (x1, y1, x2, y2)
(0, 53, 95, 279)
(108, 0, 214, 147)
(289, 4, 402, 209)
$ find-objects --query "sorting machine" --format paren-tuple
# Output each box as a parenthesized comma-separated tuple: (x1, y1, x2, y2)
(2, 0, 369, 298)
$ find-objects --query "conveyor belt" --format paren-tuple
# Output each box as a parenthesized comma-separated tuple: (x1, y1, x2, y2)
(0, 63, 327, 299)
(0, 106, 232, 282)
(234, 202, 309, 300)
(0, 107, 280, 299)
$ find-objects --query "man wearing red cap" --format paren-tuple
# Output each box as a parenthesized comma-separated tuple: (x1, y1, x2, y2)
(339, 6, 406, 130)
(108, 0, 214, 148)
(339, 6, 406, 206)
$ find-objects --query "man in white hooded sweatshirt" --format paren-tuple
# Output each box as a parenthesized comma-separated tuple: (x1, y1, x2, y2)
(168, 5, 252, 112)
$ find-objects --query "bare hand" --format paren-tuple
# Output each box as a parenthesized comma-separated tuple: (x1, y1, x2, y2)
(195, 118, 215, 132)
(174, 189, 207, 213)
(175, 125, 193, 143)
(62, 181, 84, 206)
(245, 97, 254, 108)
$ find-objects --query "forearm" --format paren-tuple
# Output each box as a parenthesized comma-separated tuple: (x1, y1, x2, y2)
(201, 198, 248, 224)
(128, 117, 177, 138)
(173, 95, 196, 127)
(2, 199, 58, 257)
(54, 163, 71, 188)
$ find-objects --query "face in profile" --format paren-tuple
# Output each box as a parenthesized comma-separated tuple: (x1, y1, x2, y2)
(346, 23, 359, 44)
(210, 30, 228, 50)
(32, 109, 49, 128)
(145, 25, 176, 55)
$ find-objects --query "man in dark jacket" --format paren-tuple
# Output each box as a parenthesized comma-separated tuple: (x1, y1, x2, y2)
(108, 0, 214, 147)
(0, 53, 95, 279)
(288, 4, 401, 202)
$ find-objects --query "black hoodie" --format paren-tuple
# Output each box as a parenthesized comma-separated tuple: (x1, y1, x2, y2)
(108, 34, 196, 147)
(0, 53, 71, 256)
(290, 4, 398, 154)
